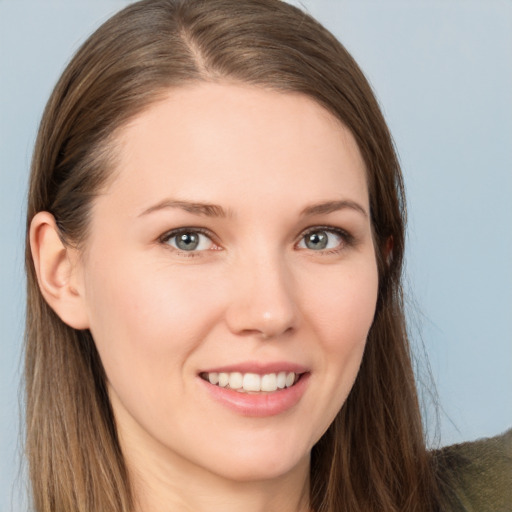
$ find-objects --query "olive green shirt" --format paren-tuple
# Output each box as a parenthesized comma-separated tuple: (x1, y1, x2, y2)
(434, 429, 512, 511)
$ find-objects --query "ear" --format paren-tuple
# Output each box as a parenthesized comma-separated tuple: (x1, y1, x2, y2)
(383, 236, 394, 265)
(29, 211, 90, 329)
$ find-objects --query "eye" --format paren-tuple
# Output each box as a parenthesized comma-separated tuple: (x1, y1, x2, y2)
(297, 228, 346, 252)
(162, 229, 215, 252)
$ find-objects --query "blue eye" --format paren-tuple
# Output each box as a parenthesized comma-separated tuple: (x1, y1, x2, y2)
(164, 230, 214, 252)
(298, 229, 345, 251)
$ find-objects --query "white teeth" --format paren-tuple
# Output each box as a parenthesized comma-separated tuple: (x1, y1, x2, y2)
(261, 373, 277, 392)
(276, 371, 287, 389)
(242, 373, 261, 392)
(229, 372, 243, 390)
(204, 371, 299, 392)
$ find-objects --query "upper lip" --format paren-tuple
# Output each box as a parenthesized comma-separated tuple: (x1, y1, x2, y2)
(198, 361, 309, 375)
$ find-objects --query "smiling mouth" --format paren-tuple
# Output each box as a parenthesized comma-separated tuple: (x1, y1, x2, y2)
(199, 371, 302, 393)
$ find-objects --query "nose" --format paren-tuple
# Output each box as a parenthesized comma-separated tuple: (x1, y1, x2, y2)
(224, 252, 299, 340)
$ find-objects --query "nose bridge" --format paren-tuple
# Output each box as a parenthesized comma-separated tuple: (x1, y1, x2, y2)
(225, 244, 298, 339)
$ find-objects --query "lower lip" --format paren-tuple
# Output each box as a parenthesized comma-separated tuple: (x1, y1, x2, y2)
(199, 373, 310, 417)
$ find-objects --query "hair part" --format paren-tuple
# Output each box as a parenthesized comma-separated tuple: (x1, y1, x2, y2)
(25, 1, 439, 511)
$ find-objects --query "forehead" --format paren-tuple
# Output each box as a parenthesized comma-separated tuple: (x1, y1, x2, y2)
(102, 83, 369, 214)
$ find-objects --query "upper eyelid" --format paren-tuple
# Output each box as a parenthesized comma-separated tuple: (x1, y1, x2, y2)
(296, 224, 351, 240)
(300, 225, 346, 235)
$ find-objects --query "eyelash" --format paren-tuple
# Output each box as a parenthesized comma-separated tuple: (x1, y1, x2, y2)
(158, 225, 354, 257)
(159, 227, 219, 258)
(299, 225, 354, 255)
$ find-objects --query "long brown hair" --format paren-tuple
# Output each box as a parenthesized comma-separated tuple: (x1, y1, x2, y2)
(25, 0, 439, 510)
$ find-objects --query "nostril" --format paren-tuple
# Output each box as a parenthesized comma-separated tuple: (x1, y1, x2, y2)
(258, 325, 295, 340)
(224, 274, 299, 338)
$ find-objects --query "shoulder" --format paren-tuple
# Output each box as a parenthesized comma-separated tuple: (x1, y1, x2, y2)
(432, 428, 512, 512)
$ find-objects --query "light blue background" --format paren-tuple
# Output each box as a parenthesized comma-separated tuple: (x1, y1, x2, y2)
(1, 1, 511, 510)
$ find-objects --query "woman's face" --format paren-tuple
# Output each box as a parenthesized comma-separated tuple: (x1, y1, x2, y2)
(78, 83, 378, 483)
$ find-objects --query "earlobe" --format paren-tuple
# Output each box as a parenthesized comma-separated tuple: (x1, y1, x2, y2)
(29, 212, 90, 330)
(384, 236, 394, 265)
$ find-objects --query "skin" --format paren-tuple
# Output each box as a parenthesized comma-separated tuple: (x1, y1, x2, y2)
(31, 83, 379, 512)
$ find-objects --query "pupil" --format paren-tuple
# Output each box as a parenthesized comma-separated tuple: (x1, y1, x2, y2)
(306, 231, 328, 250)
(177, 233, 199, 251)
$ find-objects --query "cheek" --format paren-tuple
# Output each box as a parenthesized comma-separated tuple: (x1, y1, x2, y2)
(301, 258, 378, 429)
(305, 261, 379, 353)
(82, 256, 231, 436)
(83, 255, 225, 385)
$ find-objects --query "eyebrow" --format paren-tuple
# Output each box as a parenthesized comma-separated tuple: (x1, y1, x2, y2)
(300, 200, 368, 218)
(138, 198, 368, 219)
(138, 199, 228, 218)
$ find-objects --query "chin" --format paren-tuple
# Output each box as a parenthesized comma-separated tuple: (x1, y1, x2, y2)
(200, 443, 310, 483)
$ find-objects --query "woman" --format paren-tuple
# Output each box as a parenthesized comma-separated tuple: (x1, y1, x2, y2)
(24, 1, 509, 511)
